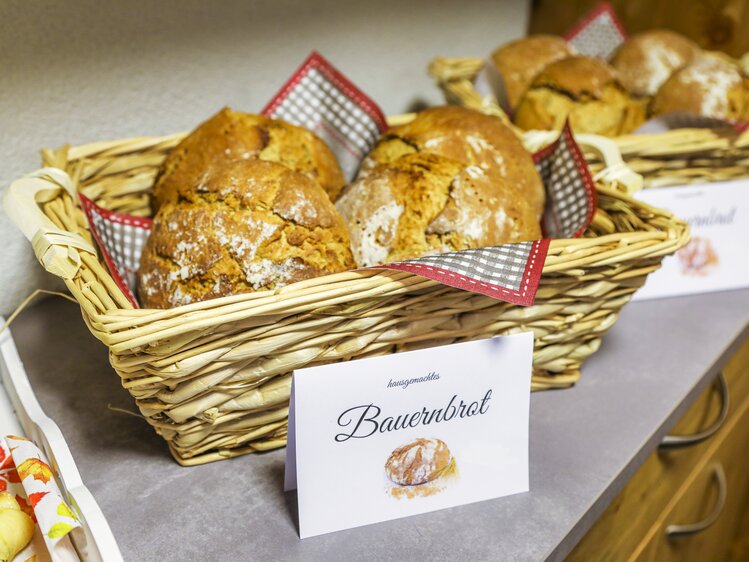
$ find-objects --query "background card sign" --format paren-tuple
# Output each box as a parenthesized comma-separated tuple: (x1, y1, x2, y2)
(284, 332, 533, 539)
(634, 180, 749, 300)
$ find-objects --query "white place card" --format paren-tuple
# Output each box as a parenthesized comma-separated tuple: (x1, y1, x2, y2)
(634, 179, 749, 301)
(284, 332, 533, 539)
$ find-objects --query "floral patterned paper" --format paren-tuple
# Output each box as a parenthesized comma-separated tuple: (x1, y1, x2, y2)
(2, 436, 81, 559)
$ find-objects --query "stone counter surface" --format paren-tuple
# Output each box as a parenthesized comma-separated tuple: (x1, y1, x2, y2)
(7, 290, 749, 561)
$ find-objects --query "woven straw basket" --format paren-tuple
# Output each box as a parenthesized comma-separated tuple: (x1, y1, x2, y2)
(4, 116, 688, 465)
(428, 57, 749, 187)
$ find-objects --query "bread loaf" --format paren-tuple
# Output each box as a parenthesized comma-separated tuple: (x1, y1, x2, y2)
(139, 159, 354, 308)
(361, 106, 545, 218)
(491, 35, 574, 110)
(610, 30, 700, 98)
(514, 56, 647, 136)
(652, 55, 749, 121)
(336, 152, 542, 267)
(385, 438, 452, 486)
(152, 108, 345, 210)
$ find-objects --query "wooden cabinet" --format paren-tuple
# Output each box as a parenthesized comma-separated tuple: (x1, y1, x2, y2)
(634, 395, 749, 561)
(568, 335, 749, 561)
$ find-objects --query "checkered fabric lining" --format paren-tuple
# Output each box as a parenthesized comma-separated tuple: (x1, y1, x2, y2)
(79, 52, 597, 309)
(79, 194, 152, 307)
(378, 240, 550, 306)
(534, 123, 597, 239)
(564, 2, 627, 59)
(262, 51, 387, 181)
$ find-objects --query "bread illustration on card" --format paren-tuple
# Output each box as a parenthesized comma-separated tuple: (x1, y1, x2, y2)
(678, 237, 719, 277)
(385, 438, 458, 499)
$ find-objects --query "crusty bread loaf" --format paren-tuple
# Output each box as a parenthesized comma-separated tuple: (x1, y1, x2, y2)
(651, 55, 749, 121)
(491, 35, 575, 110)
(385, 438, 452, 486)
(336, 152, 542, 267)
(610, 30, 700, 98)
(152, 108, 345, 210)
(361, 106, 545, 219)
(139, 159, 354, 308)
(514, 56, 647, 136)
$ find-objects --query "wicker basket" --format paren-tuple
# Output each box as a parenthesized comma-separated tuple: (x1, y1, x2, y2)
(429, 57, 749, 187)
(4, 121, 688, 465)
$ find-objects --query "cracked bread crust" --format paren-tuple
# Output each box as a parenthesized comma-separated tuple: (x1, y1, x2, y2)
(385, 438, 452, 486)
(151, 108, 346, 211)
(138, 159, 355, 309)
(652, 55, 749, 121)
(610, 30, 700, 98)
(491, 35, 574, 110)
(336, 152, 542, 267)
(360, 106, 545, 219)
(514, 56, 647, 136)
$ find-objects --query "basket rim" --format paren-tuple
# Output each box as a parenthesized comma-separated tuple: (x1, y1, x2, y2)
(5, 130, 688, 336)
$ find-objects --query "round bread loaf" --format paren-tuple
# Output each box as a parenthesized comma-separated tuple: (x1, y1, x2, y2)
(651, 55, 749, 121)
(385, 438, 452, 486)
(610, 30, 700, 98)
(514, 56, 647, 136)
(138, 159, 355, 308)
(152, 108, 345, 210)
(361, 106, 545, 219)
(491, 35, 575, 110)
(337, 152, 542, 267)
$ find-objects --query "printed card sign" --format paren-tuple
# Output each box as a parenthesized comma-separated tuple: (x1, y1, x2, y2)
(633, 180, 749, 300)
(284, 332, 533, 538)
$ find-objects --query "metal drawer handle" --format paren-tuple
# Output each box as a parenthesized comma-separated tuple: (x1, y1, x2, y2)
(660, 373, 729, 451)
(666, 463, 727, 538)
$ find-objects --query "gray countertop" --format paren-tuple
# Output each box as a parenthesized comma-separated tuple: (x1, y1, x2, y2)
(8, 290, 749, 561)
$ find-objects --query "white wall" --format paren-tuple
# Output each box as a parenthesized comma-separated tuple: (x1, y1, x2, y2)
(0, 0, 529, 315)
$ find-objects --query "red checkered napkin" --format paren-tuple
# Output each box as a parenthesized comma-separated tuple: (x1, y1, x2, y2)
(534, 123, 598, 238)
(565, 2, 627, 59)
(262, 51, 387, 181)
(79, 53, 597, 308)
(378, 241, 550, 306)
(79, 195, 152, 307)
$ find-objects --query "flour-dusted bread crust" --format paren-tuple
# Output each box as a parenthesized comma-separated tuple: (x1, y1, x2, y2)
(491, 35, 575, 110)
(337, 152, 541, 267)
(152, 108, 345, 210)
(514, 56, 647, 136)
(139, 159, 354, 308)
(385, 438, 452, 486)
(361, 106, 545, 219)
(652, 55, 749, 121)
(610, 30, 700, 98)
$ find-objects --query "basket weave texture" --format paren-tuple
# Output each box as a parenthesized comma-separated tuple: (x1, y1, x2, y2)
(428, 57, 749, 187)
(5, 124, 688, 465)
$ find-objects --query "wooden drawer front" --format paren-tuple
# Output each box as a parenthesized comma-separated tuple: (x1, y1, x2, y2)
(633, 391, 749, 562)
(567, 375, 731, 561)
(568, 334, 749, 561)
(668, 332, 749, 442)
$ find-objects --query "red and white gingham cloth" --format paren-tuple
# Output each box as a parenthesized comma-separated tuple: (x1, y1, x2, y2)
(79, 52, 597, 309)
(565, 1, 627, 59)
(262, 52, 387, 181)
